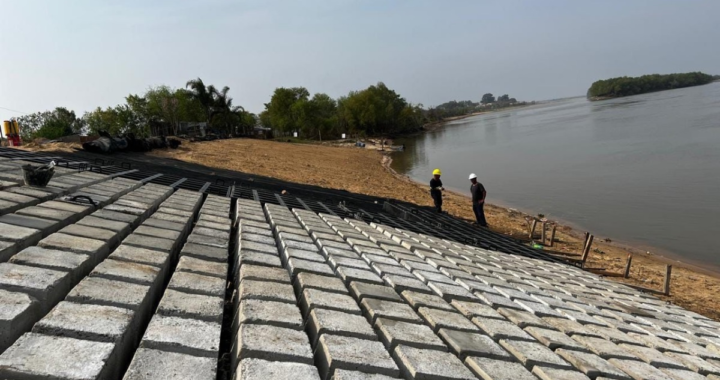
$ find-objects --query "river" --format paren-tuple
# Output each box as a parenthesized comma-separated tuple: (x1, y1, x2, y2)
(392, 82, 720, 270)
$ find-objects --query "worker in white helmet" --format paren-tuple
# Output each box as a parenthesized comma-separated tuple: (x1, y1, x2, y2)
(469, 173, 487, 227)
(430, 168, 444, 213)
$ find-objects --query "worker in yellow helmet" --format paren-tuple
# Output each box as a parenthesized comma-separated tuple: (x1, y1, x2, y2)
(430, 169, 444, 213)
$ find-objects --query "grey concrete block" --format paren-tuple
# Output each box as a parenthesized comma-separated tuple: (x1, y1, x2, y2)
(239, 264, 289, 284)
(329, 256, 372, 271)
(412, 269, 456, 285)
(238, 239, 278, 256)
(0, 333, 116, 379)
(294, 272, 348, 295)
(555, 348, 632, 380)
(300, 288, 361, 318)
(500, 339, 572, 370)
(288, 258, 335, 278)
(321, 246, 359, 259)
(532, 366, 592, 380)
(176, 256, 227, 279)
(143, 217, 187, 233)
(544, 317, 605, 338)
(618, 343, 685, 369)
(498, 308, 550, 329)
(361, 298, 423, 325)
(141, 315, 221, 358)
(157, 289, 224, 323)
(671, 341, 720, 360)
(77, 215, 131, 236)
(151, 211, 190, 226)
(572, 336, 638, 360)
(383, 274, 433, 294)
(349, 282, 402, 302)
(282, 247, 325, 264)
(418, 307, 478, 333)
(664, 352, 720, 376)
(375, 317, 447, 351)
(607, 359, 676, 380)
(316, 334, 399, 380)
(109, 244, 170, 269)
(59, 224, 120, 246)
(427, 282, 477, 302)
(524, 327, 590, 352)
(92, 209, 142, 227)
(0, 191, 41, 206)
(124, 348, 217, 380)
(401, 290, 455, 312)
(10, 246, 91, 283)
(183, 242, 228, 263)
(38, 232, 110, 262)
(168, 272, 225, 298)
(392, 345, 475, 380)
(33, 301, 133, 343)
(337, 266, 384, 285)
(438, 328, 512, 361)
(0, 213, 59, 236)
(237, 324, 313, 364)
(0, 263, 70, 311)
(134, 225, 182, 241)
(91, 258, 161, 286)
(239, 280, 296, 304)
(123, 233, 177, 254)
(187, 233, 229, 249)
(307, 308, 377, 347)
(235, 358, 320, 380)
(474, 292, 525, 310)
(0, 289, 40, 354)
(472, 317, 535, 342)
(237, 299, 303, 330)
(243, 233, 276, 246)
(465, 356, 547, 380)
(0, 222, 42, 249)
(372, 263, 416, 278)
(67, 277, 151, 312)
(660, 368, 711, 380)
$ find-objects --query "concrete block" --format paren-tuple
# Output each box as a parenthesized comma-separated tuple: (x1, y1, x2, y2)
(282, 247, 325, 264)
(151, 211, 190, 226)
(465, 356, 541, 380)
(77, 215, 131, 236)
(187, 233, 229, 249)
(239, 264, 289, 284)
(618, 343, 685, 369)
(237, 299, 303, 330)
(0, 222, 42, 249)
(109, 244, 169, 269)
(294, 272, 348, 295)
(168, 272, 225, 298)
(660, 368, 711, 380)
(183, 242, 228, 263)
(498, 308, 549, 329)
(237, 250, 282, 271)
(141, 315, 221, 358)
(412, 269, 456, 285)
(92, 209, 141, 227)
(176, 256, 227, 279)
(316, 334, 399, 380)
(555, 348, 632, 380)
(329, 256, 372, 271)
(572, 336, 638, 360)
(416, 307, 477, 333)
(349, 282, 402, 302)
(92, 258, 160, 286)
(6, 186, 55, 201)
(532, 366, 591, 380)
(375, 317, 446, 351)
(300, 288, 361, 318)
(38, 232, 110, 262)
(157, 289, 223, 323)
(237, 324, 313, 364)
(0, 213, 59, 236)
(337, 266, 384, 285)
(671, 341, 720, 360)
(361, 298, 422, 325)
(438, 328, 512, 361)
(123, 233, 177, 254)
(33, 301, 133, 343)
(0, 333, 115, 379)
(321, 246, 359, 259)
(67, 276, 150, 312)
(0, 263, 70, 311)
(383, 273, 433, 294)
(400, 290, 454, 312)
(474, 292, 525, 311)
(243, 233, 276, 246)
(307, 308, 377, 347)
(525, 327, 590, 352)
(238, 239, 278, 255)
(143, 217, 187, 234)
(427, 282, 477, 303)
(392, 345, 475, 380)
(124, 348, 217, 380)
(450, 299, 507, 320)
(235, 358, 320, 380)
(239, 280, 296, 304)
(500, 339, 572, 370)
(608, 359, 676, 380)
(59, 224, 120, 246)
(472, 317, 535, 342)
(0, 191, 40, 206)
(664, 352, 720, 376)
(0, 290, 40, 354)
(372, 263, 415, 278)
(544, 317, 605, 338)
(10, 246, 91, 283)
(238, 224, 271, 237)
(288, 258, 335, 278)
(134, 225, 182, 242)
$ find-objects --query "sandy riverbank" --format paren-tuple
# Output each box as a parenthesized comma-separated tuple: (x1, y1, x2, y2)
(145, 138, 720, 320)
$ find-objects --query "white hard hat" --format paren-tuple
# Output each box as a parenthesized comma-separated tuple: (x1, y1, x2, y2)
(468, 173, 477, 180)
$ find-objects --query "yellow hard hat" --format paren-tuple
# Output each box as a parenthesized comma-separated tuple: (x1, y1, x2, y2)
(432, 168, 442, 176)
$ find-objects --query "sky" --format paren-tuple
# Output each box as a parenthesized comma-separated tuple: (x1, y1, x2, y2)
(1, 0, 719, 120)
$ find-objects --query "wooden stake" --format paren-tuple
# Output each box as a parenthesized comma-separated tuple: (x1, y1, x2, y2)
(663, 265, 672, 296)
(549, 224, 557, 247)
(624, 254, 633, 278)
(541, 222, 547, 245)
(580, 234, 594, 268)
(529, 220, 537, 239)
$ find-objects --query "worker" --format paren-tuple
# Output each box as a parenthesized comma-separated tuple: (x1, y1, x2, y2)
(469, 173, 487, 227)
(430, 169, 444, 213)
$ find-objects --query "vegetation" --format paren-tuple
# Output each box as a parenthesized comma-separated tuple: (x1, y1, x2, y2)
(424, 94, 525, 123)
(587, 72, 714, 100)
(16, 108, 85, 141)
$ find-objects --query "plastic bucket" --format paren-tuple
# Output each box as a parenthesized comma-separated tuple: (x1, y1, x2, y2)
(21, 164, 55, 187)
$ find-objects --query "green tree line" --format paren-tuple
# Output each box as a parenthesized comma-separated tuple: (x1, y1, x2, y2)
(16, 78, 255, 140)
(587, 72, 714, 99)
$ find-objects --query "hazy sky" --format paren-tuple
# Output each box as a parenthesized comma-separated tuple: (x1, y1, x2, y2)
(1, 0, 719, 120)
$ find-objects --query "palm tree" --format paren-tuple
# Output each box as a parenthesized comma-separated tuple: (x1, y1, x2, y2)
(185, 78, 217, 127)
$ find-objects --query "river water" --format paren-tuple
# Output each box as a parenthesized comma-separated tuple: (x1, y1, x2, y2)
(392, 82, 720, 270)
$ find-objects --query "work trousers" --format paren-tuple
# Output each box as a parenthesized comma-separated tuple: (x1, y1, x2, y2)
(473, 202, 487, 227)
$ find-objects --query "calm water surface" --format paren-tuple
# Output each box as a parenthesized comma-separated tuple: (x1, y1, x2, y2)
(393, 83, 720, 269)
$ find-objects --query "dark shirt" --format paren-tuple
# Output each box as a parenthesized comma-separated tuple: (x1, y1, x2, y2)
(471, 182, 485, 202)
(430, 178, 443, 197)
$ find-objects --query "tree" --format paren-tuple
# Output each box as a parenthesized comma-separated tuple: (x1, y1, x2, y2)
(481, 93, 495, 104)
(186, 78, 217, 126)
(15, 107, 84, 140)
(498, 94, 510, 102)
(264, 87, 310, 135)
